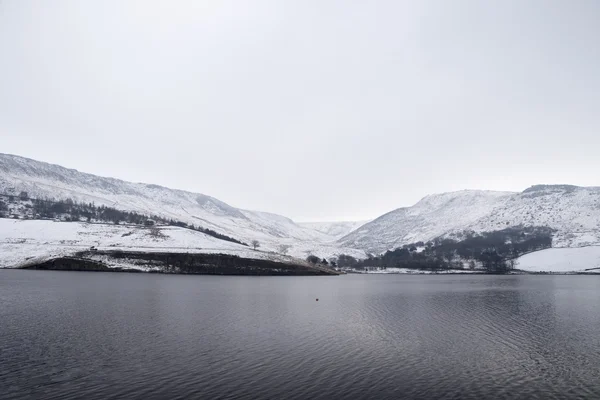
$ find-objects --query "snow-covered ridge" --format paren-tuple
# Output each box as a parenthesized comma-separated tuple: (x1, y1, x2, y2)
(0, 153, 365, 260)
(298, 220, 370, 239)
(339, 186, 600, 254)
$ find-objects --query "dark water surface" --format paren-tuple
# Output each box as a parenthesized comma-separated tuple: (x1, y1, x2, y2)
(1, 271, 600, 400)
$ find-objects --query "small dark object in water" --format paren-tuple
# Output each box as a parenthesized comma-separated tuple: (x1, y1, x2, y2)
(316, 298, 319, 301)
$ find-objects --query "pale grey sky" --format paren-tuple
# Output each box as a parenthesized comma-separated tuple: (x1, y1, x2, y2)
(1, 0, 599, 221)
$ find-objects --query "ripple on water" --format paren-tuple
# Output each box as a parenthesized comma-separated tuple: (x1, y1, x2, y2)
(1, 272, 600, 399)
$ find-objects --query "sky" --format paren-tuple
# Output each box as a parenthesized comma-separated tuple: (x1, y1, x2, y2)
(1, 0, 599, 222)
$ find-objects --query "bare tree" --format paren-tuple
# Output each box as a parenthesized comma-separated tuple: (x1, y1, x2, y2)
(251, 240, 260, 250)
(278, 244, 291, 255)
(148, 227, 166, 239)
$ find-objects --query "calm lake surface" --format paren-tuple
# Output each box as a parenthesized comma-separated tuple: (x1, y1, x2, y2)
(1, 271, 600, 400)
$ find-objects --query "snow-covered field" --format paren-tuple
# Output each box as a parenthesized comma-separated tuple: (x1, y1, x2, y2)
(517, 246, 600, 273)
(359, 247, 600, 274)
(355, 268, 480, 274)
(0, 219, 308, 269)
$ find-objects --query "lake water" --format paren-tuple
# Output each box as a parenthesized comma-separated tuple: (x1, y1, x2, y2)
(1, 271, 600, 399)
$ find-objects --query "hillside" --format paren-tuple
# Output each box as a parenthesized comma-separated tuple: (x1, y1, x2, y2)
(339, 186, 600, 254)
(3, 153, 600, 269)
(0, 218, 251, 268)
(0, 153, 365, 260)
(298, 220, 369, 239)
(339, 190, 514, 253)
(0, 219, 337, 275)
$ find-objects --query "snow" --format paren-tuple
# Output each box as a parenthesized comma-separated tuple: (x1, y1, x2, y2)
(340, 190, 514, 253)
(298, 220, 370, 239)
(4, 154, 600, 261)
(340, 186, 600, 254)
(517, 246, 600, 273)
(0, 154, 365, 260)
(356, 268, 480, 274)
(0, 218, 312, 269)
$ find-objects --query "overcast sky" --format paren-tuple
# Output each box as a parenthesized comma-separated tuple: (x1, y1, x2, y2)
(1, 1, 599, 221)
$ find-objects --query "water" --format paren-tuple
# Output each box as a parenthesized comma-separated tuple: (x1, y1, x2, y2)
(1, 271, 600, 399)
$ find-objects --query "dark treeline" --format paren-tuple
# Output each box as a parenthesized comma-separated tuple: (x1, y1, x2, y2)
(335, 227, 553, 274)
(0, 193, 247, 246)
(0, 198, 7, 214)
(305, 255, 335, 268)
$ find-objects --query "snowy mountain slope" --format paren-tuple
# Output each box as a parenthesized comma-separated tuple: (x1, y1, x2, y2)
(0, 154, 365, 259)
(467, 185, 600, 247)
(4, 153, 600, 262)
(339, 190, 515, 253)
(0, 218, 318, 270)
(339, 185, 600, 254)
(298, 220, 370, 239)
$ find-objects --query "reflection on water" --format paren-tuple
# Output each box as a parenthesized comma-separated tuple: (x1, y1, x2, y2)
(1, 271, 600, 399)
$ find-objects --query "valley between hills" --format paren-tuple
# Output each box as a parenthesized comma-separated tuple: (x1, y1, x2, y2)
(1, 153, 600, 275)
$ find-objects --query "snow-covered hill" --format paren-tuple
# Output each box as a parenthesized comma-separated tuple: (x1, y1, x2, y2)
(339, 186, 600, 254)
(0, 218, 337, 274)
(298, 220, 369, 239)
(0, 218, 253, 269)
(339, 190, 514, 253)
(4, 153, 600, 264)
(0, 153, 365, 260)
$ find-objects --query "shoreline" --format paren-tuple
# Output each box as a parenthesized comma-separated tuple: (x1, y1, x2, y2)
(13, 250, 340, 276)
(343, 269, 600, 276)
(5, 265, 599, 276)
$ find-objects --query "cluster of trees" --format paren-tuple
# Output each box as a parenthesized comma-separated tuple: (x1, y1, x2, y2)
(0, 193, 246, 246)
(0, 199, 8, 215)
(31, 198, 155, 225)
(301, 253, 357, 269)
(336, 254, 359, 268)
(336, 227, 553, 274)
(167, 219, 246, 245)
(305, 255, 338, 268)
